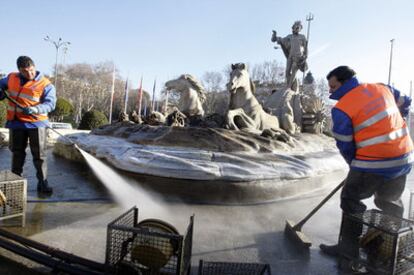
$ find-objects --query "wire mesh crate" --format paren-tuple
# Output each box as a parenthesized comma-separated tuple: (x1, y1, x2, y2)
(340, 209, 414, 275)
(105, 206, 194, 275)
(198, 260, 271, 275)
(409, 191, 414, 221)
(0, 170, 26, 227)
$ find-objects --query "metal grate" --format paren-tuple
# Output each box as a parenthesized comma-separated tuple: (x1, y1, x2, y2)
(180, 216, 194, 275)
(0, 170, 26, 227)
(198, 260, 271, 275)
(350, 210, 413, 234)
(105, 206, 194, 275)
(340, 209, 414, 275)
(409, 191, 414, 221)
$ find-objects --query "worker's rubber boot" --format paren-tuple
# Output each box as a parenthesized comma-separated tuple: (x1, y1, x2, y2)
(338, 213, 364, 273)
(319, 244, 339, 257)
(339, 216, 361, 257)
(37, 180, 53, 195)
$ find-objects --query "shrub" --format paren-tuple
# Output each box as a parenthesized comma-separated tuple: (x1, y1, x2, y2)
(50, 97, 74, 122)
(78, 110, 108, 130)
(62, 116, 77, 128)
(0, 101, 7, 127)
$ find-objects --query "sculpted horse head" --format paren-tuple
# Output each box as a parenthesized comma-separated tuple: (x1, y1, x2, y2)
(165, 74, 206, 117)
(227, 63, 256, 95)
(227, 63, 257, 111)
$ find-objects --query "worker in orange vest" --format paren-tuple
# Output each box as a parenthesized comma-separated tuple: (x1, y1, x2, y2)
(0, 56, 56, 195)
(320, 66, 413, 271)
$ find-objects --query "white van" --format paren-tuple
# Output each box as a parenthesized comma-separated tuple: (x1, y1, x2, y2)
(49, 122, 73, 130)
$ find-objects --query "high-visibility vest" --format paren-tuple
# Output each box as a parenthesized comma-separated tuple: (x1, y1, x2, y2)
(335, 83, 413, 169)
(6, 73, 50, 122)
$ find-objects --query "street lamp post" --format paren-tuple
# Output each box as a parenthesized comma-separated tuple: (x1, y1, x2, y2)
(62, 46, 69, 67)
(388, 39, 395, 85)
(44, 36, 71, 88)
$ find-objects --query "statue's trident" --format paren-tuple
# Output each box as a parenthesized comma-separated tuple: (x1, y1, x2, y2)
(303, 12, 314, 84)
(305, 13, 314, 44)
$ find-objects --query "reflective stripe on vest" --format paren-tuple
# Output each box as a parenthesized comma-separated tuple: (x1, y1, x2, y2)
(356, 127, 409, 149)
(8, 90, 41, 102)
(351, 153, 414, 169)
(335, 83, 413, 161)
(354, 106, 399, 133)
(7, 105, 45, 114)
(333, 132, 353, 142)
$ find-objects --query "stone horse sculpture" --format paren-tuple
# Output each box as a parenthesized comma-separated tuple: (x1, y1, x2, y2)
(226, 63, 290, 141)
(165, 74, 206, 117)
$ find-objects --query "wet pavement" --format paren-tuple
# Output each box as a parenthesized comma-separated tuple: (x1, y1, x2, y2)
(0, 146, 413, 274)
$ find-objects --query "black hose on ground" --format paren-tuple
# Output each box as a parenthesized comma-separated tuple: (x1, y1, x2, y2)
(27, 197, 111, 203)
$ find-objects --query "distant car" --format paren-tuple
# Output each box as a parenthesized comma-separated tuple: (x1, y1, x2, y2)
(49, 122, 73, 130)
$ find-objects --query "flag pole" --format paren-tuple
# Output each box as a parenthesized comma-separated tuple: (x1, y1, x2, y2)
(164, 89, 169, 114)
(123, 76, 129, 113)
(109, 64, 116, 123)
(151, 78, 156, 112)
(143, 97, 147, 117)
(137, 76, 143, 115)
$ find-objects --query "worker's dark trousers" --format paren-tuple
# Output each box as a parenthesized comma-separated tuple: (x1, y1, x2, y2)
(8, 128, 48, 182)
(338, 169, 406, 259)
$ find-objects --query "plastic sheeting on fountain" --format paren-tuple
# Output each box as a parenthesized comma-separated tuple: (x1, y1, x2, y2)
(53, 122, 347, 182)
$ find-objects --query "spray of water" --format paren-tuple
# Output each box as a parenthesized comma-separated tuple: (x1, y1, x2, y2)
(78, 148, 171, 221)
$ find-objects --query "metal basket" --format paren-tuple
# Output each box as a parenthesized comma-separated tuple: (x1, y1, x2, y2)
(409, 191, 414, 221)
(105, 206, 193, 275)
(340, 209, 414, 275)
(198, 260, 271, 275)
(0, 170, 26, 227)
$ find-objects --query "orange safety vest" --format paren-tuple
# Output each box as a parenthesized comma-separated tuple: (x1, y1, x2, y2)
(335, 83, 413, 165)
(6, 73, 50, 122)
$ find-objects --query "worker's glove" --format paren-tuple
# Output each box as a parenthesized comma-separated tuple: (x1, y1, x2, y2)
(22, 106, 39, 115)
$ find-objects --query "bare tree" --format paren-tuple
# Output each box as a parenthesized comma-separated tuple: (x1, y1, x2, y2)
(202, 71, 224, 93)
(200, 71, 229, 114)
(203, 92, 229, 115)
(58, 61, 125, 123)
(250, 60, 284, 87)
(315, 77, 331, 103)
(160, 88, 180, 114)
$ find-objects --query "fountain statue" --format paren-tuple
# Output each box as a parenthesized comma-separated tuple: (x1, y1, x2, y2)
(164, 74, 206, 118)
(271, 20, 308, 91)
(225, 63, 290, 142)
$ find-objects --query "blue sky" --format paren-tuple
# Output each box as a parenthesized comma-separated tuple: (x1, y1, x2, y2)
(1, 0, 413, 96)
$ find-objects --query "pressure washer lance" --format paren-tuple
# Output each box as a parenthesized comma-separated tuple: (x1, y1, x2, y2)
(3, 91, 79, 149)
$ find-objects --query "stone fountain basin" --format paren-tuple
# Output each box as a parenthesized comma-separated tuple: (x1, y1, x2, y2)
(53, 123, 347, 203)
